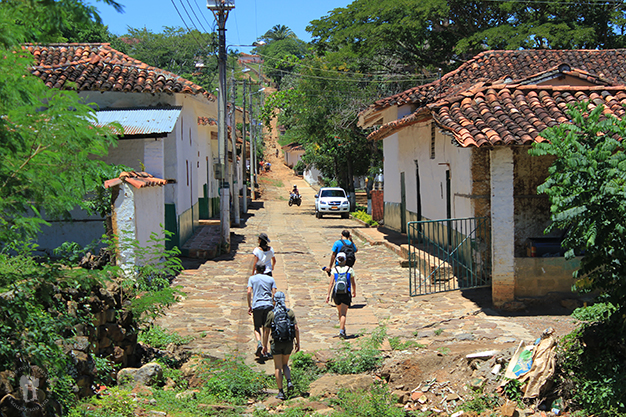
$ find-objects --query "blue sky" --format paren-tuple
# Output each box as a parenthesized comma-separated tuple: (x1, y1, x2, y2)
(91, 0, 353, 51)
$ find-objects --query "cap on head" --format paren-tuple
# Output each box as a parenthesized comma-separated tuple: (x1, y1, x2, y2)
(258, 233, 270, 243)
(342, 230, 351, 238)
(274, 291, 285, 302)
(336, 252, 346, 261)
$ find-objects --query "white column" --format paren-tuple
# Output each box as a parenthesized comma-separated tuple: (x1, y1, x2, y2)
(490, 147, 515, 306)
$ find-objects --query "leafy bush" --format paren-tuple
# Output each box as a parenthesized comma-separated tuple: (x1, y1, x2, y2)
(556, 307, 626, 416)
(111, 229, 185, 325)
(289, 351, 322, 396)
(388, 337, 424, 351)
(68, 387, 136, 417)
(326, 327, 384, 374)
(53, 241, 97, 266)
(294, 160, 305, 176)
(197, 356, 268, 404)
(571, 302, 616, 322)
(138, 325, 194, 349)
(351, 210, 378, 227)
(330, 383, 405, 417)
(0, 252, 102, 408)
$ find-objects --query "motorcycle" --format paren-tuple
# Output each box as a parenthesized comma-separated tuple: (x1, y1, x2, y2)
(288, 192, 302, 206)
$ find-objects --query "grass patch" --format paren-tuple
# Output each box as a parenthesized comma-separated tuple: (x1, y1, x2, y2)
(388, 336, 425, 350)
(436, 347, 450, 355)
(326, 326, 385, 375)
(196, 356, 269, 404)
(259, 178, 284, 188)
(138, 325, 194, 349)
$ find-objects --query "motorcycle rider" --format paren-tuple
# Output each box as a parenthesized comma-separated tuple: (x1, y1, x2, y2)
(291, 185, 300, 197)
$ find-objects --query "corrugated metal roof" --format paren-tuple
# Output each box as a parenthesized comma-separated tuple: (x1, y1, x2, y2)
(95, 107, 182, 136)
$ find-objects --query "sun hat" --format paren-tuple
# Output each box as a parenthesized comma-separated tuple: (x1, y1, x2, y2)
(259, 233, 270, 243)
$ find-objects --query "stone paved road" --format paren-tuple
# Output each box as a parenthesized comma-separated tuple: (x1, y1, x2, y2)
(157, 164, 578, 370)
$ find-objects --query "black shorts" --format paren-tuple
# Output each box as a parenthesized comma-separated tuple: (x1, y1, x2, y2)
(333, 292, 352, 307)
(271, 340, 293, 356)
(253, 306, 272, 330)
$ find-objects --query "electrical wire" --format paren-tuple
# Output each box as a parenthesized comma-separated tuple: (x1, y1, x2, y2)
(192, 0, 214, 30)
(170, 0, 206, 49)
(185, 0, 209, 33)
(251, 50, 440, 83)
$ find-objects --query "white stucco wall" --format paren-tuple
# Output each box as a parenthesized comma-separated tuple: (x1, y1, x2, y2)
(285, 149, 305, 167)
(303, 165, 324, 186)
(134, 186, 165, 251)
(490, 147, 515, 305)
(169, 94, 218, 218)
(113, 183, 166, 272)
(113, 183, 137, 274)
(384, 121, 473, 220)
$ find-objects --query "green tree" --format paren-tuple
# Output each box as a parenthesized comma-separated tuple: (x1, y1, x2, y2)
(261, 24, 297, 42)
(0, 5, 119, 245)
(262, 57, 382, 192)
(118, 27, 221, 91)
(1, 0, 122, 43)
(255, 36, 308, 88)
(308, 0, 626, 75)
(529, 102, 626, 306)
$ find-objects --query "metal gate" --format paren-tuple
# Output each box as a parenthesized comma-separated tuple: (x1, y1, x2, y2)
(408, 217, 491, 296)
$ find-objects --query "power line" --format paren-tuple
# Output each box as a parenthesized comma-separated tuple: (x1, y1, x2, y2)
(169, 0, 205, 50)
(192, 0, 214, 30)
(177, 0, 203, 34)
(185, 0, 209, 33)
(252, 51, 439, 83)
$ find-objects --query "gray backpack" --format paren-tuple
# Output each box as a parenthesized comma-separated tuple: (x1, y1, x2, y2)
(334, 267, 351, 294)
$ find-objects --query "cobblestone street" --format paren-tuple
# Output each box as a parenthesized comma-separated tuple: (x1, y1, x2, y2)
(157, 159, 578, 370)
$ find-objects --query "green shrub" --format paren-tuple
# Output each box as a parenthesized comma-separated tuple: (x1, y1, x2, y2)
(289, 351, 322, 396)
(294, 160, 305, 176)
(138, 325, 194, 349)
(351, 210, 378, 227)
(196, 356, 268, 404)
(68, 387, 136, 417)
(326, 327, 384, 374)
(388, 337, 424, 350)
(456, 388, 500, 414)
(557, 307, 626, 416)
(571, 302, 616, 322)
(330, 383, 405, 417)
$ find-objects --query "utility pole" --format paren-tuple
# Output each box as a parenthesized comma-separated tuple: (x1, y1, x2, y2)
(229, 69, 240, 225)
(207, 0, 235, 252)
(242, 79, 247, 213)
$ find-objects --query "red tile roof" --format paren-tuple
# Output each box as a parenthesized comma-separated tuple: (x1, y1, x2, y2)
(429, 85, 626, 148)
(365, 49, 626, 146)
(104, 171, 168, 189)
(369, 49, 626, 111)
(25, 43, 216, 101)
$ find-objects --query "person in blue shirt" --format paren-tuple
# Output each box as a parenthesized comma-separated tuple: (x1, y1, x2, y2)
(328, 230, 357, 269)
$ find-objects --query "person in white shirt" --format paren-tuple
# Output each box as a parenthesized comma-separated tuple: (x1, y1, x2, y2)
(251, 233, 276, 276)
(325, 252, 356, 339)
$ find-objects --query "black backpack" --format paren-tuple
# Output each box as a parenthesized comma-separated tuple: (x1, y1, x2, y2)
(271, 309, 295, 342)
(340, 240, 356, 267)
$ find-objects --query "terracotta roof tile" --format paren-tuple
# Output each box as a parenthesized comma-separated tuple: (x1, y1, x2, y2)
(425, 85, 626, 147)
(104, 171, 167, 189)
(25, 43, 216, 102)
(369, 49, 626, 112)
